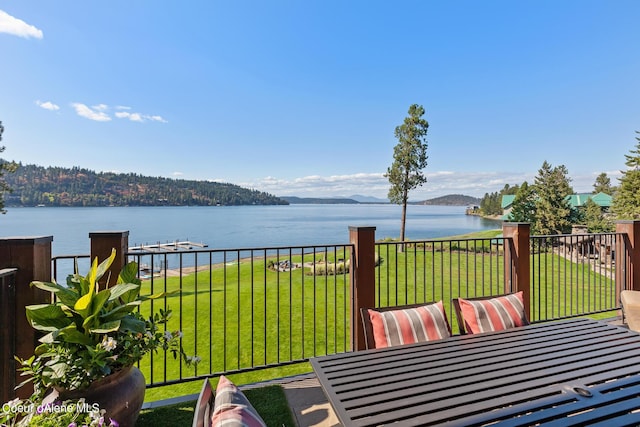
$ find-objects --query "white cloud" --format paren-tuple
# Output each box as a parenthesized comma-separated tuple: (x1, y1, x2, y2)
(40, 100, 166, 124)
(115, 111, 143, 122)
(0, 10, 43, 39)
(35, 100, 60, 111)
(172, 172, 184, 177)
(148, 115, 167, 123)
(115, 111, 167, 123)
(71, 103, 111, 122)
(240, 173, 389, 199)
(239, 171, 538, 200)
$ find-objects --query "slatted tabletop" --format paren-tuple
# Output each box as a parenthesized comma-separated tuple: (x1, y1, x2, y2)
(310, 318, 640, 426)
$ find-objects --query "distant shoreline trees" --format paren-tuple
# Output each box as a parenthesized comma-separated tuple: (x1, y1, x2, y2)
(2, 162, 287, 207)
(0, 121, 19, 214)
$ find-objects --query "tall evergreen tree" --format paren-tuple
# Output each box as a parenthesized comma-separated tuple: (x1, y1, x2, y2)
(509, 181, 536, 223)
(533, 161, 573, 235)
(593, 172, 613, 195)
(385, 104, 429, 244)
(612, 132, 640, 219)
(583, 198, 613, 232)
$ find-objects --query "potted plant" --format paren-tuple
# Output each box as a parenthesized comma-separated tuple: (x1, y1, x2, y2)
(5, 249, 198, 426)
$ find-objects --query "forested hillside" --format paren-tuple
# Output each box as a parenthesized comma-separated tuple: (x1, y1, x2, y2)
(418, 194, 481, 206)
(3, 163, 288, 207)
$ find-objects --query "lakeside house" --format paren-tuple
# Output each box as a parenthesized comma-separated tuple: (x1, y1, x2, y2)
(501, 192, 613, 220)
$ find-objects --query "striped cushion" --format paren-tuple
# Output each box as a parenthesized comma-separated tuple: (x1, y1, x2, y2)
(367, 301, 451, 348)
(459, 292, 528, 334)
(211, 376, 267, 427)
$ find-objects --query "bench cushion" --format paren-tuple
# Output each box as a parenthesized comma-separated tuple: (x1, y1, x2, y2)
(458, 292, 527, 334)
(211, 376, 266, 427)
(621, 290, 640, 332)
(366, 301, 451, 348)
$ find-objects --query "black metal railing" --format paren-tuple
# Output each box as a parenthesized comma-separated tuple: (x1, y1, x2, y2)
(530, 233, 622, 322)
(48, 231, 627, 389)
(374, 237, 508, 331)
(0, 268, 18, 403)
(53, 244, 353, 388)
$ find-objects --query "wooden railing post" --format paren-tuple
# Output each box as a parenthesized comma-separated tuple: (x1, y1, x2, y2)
(0, 236, 53, 400)
(89, 231, 129, 286)
(349, 226, 376, 351)
(616, 221, 640, 293)
(502, 223, 531, 320)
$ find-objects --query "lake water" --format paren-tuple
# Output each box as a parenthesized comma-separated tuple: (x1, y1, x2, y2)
(0, 204, 501, 256)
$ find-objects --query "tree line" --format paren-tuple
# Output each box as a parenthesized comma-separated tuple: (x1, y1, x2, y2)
(2, 162, 288, 207)
(478, 133, 640, 235)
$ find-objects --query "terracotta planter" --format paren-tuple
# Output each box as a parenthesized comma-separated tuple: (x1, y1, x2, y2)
(44, 366, 146, 427)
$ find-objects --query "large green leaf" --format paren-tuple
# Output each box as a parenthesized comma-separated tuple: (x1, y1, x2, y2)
(120, 316, 146, 334)
(94, 248, 116, 283)
(25, 304, 72, 331)
(118, 261, 141, 285)
(75, 258, 100, 317)
(139, 289, 178, 301)
(57, 327, 94, 346)
(89, 319, 121, 334)
(31, 280, 79, 307)
(74, 290, 93, 318)
(31, 280, 64, 293)
(101, 301, 140, 322)
(108, 282, 140, 302)
(82, 288, 111, 330)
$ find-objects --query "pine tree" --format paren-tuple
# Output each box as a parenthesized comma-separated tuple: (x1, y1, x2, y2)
(385, 104, 429, 244)
(533, 161, 573, 235)
(593, 172, 613, 195)
(584, 198, 613, 232)
(612, 132, 640, 219)
(509, 181, 536, 223)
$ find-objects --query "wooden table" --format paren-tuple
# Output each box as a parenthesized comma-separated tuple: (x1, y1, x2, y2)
(310, 318, 640, 426)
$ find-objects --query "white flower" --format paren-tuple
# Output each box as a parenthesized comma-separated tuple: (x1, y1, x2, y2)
(101, 336, 118, 351)
(187, 355, 201, 365)
(163, 331, 173, 340)
(175, 331, 183, 339)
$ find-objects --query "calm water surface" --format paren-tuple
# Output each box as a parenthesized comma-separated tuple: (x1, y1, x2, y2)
(0, 204, 501, 256)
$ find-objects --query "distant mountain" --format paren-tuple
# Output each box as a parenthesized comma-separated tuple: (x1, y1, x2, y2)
(281, 196, 359, 204)
(348, 195, 389, 203)
(4, 162, 288, 207)
(282, 194, 480, 205)
(416, 194, 481, 206)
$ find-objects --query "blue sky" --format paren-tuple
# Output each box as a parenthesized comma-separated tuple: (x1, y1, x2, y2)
(1, 1, 639, 200)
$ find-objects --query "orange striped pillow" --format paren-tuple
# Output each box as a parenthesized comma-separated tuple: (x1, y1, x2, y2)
(458, 292, 528, 334)
(367, 301, 451, 348)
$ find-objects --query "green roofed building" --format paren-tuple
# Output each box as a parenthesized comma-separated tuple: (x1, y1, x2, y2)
(501, 192, 612, 220)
